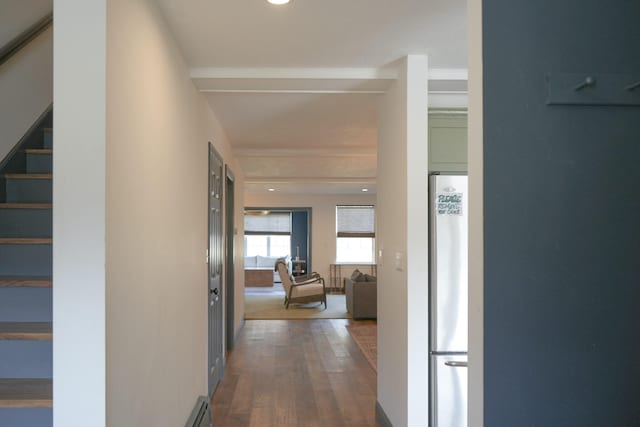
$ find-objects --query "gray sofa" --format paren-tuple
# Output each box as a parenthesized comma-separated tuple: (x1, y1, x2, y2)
(345, 276, 377, 319)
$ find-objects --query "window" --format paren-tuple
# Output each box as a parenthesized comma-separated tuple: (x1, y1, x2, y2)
(245, 235, 290, 257)
(244, 211, 291, 257)
(336, 205, 375, 263)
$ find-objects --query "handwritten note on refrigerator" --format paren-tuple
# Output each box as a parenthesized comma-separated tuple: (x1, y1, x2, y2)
(436, 193, 463, 215)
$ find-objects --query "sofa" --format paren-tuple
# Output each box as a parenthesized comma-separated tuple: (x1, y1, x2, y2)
(244, 255, 290, 286)
(345, 271, 377, 319)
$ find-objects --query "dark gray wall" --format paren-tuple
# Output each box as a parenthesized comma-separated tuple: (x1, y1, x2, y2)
(483, 1, 640, 425)
(291, 210, 310, 272)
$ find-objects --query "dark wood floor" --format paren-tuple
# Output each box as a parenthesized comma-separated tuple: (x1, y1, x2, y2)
(212, 319, 379, 427)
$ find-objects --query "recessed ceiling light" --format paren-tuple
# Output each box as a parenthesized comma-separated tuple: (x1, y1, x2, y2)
(268, 188, 275, 192)
(361, 188, 369, 192)
(267, 0, 290, 4)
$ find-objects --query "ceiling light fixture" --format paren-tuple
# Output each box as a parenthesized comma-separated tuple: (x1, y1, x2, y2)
(267, 0, 290, 4)
(268, 188, 276, 192)
(361, 188, 369, 192)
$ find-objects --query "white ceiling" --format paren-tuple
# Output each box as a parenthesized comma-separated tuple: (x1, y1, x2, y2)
(154, 0, 468, 194)
(154, 0, 467, 69)
(204, 92, 377, 150)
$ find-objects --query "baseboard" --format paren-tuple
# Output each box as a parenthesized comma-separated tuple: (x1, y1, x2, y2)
(376, 401, 393, 427)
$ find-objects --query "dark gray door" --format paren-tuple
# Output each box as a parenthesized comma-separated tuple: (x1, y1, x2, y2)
(208, 143, 223, 396)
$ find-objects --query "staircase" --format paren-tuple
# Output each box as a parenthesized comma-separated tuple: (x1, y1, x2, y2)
(0, 120, 53, 426)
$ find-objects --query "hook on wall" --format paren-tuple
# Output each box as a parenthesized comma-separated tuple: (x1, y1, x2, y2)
(573, 76, 596, 91)
(624, 81, 640, 92)
(547, 72, 640, 106)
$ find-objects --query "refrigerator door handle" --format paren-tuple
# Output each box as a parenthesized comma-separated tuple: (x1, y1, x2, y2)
(444, 360, 468, 368)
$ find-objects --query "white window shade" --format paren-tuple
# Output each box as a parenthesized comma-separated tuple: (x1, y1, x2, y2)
(244, 212, 291, 235)
(336, 206, 375, 238)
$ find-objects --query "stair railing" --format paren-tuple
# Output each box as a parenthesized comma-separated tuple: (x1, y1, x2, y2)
(0, 12, 53, 68)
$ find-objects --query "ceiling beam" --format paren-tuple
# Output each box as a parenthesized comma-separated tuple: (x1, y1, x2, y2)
(191, 67, 468, 81)
(191, 67, 469, 99)
(190, 67, 397, 80)
(200, 89, 385, 94)
(244, 177, 376, 184)
(234, 148, 376, 158)
(428, 68, 468, 80)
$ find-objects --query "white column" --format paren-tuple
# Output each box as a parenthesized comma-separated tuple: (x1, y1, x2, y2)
(53, 1, 107, 426)
(468, 0, 484, 425)
(405, 55, 430, 426)
(377, 55, 429, 426)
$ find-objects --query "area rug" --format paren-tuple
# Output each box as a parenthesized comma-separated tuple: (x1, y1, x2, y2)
(346, 324, 377, 372)
(244, 292, 350, 320)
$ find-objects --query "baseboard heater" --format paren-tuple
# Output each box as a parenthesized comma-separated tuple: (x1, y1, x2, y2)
(185, 396, 212, 427)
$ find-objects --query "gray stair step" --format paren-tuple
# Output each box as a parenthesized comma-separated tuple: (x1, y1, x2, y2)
(0, 408, 52, 427)
(5, 175, 52, 204)
(25, 150, 52, 174)
(0, 243, 52, 276)
(0, 206, 52, 238)
(0, 341, 52, 377)
(0, 288, 52, 322)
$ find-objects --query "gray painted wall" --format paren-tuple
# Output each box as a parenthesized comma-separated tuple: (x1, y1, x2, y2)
(0, 0, 51, 46)
(483, 1, 640, 425)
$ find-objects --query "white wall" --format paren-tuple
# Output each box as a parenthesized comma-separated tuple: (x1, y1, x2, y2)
(244, 192, 376, 280)
(53, 1, 107, 426)
(54, 0, 245, 425)
(105, 0, 244, 426)
(467, 0, 483, 425)
(376, 55, 430, 426)
(0, 28, 52, 162)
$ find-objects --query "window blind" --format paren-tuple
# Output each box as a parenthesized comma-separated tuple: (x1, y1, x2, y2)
(336, 205, 375, 238)
(244, 211, 291, 235)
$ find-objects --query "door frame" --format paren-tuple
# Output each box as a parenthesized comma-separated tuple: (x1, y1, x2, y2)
(224, 165, 235, 351)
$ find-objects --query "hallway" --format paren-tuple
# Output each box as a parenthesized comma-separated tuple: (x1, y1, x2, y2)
(212, 319, 379, 427)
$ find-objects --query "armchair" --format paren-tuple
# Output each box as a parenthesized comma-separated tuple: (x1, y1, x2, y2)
(275, 259, 327, 309)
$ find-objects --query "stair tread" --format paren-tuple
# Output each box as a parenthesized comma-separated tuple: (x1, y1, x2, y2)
(0, 322, 52, 340)
(24, 149, 53, 155)
(0, 203, 52, 209)
(0, 276, 52, 287)
(4, 173, 52, 180)
(0, 379, 52, 408)
(0, 238, 52, 244)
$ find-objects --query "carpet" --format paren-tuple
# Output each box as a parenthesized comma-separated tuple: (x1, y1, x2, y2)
(244, 292, 350, 320)
(346, 324, 377, 372)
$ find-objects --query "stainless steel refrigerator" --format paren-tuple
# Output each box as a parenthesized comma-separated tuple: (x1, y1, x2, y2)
(429, 173, 468, 427)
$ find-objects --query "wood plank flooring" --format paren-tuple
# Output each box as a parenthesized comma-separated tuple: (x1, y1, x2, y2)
(212, 319, 379, 427)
